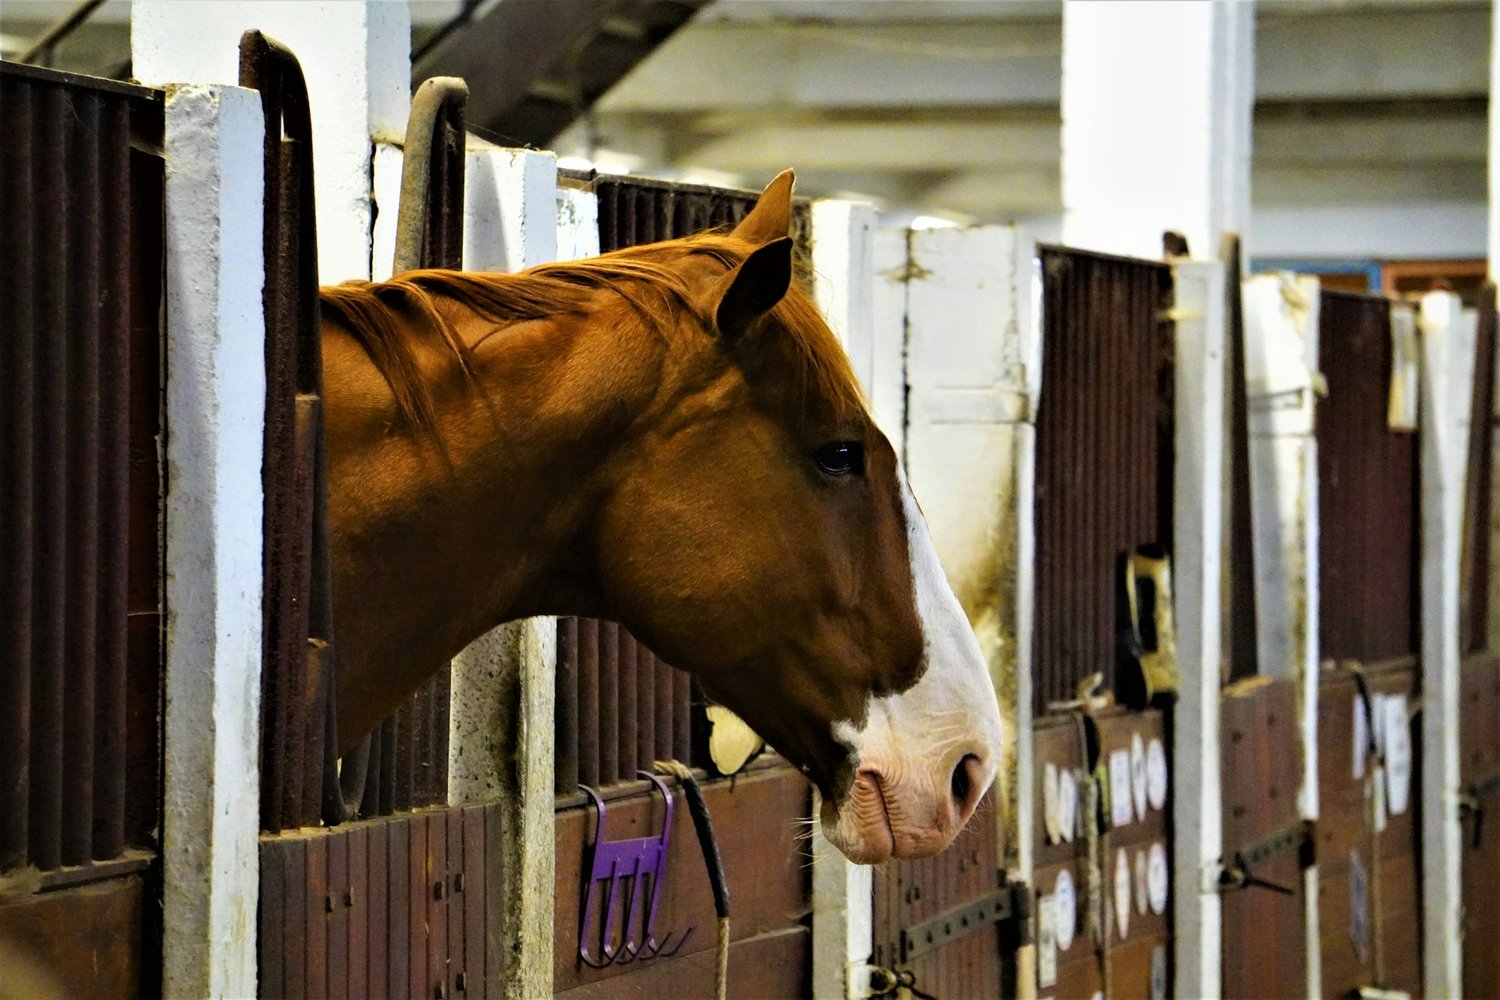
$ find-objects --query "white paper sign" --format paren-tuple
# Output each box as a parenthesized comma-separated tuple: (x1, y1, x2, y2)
(1353, 695, 1368, 780)
(1059, 769, 1078, 844)
(1147, 841, 1169, 915)
(1146, 737, 1168, 810)
(1043, 761, 1061, 843)
(1113, 847, 1132, 940)
(1382, 694, 1411, 816)
(1038, 895, 1058, 988)
(1370, 767, 1388, 833)
(1109, 749, 1134, 827)
(1054, 869, 1077, 952)
(1130, 731, 1149, 821)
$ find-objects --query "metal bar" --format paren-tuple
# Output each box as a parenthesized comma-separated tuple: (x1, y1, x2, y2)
(392, 76, 469, 275)
(15, 0, 109, 65)
(555, 617, 580, 795)
(618, 627, 638, 779)
(654, 650, 674, 764)
(577, 618, 600, 787)
(598, 620, 619, 784)
(0, 74, 37, 872)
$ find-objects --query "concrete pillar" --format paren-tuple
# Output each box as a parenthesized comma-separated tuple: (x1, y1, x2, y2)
(810, 200, 878, 1000)
(160, 84, 266, 1000)
(444, 148, 560, 1000)
(1241, 272, 1324, 999)
(133, 0, 411, 283)
(903, 225, 1040, 998)
(1061, 0, 1253, 259)
(1417, 291, 1478, 998)
(1169, 260, 1228, 1000)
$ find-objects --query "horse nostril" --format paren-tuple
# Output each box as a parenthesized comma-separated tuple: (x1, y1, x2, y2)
(952, 754, 979, 811)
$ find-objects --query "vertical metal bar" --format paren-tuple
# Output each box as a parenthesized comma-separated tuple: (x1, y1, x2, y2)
(597, 620, 619, 784)
(654, 651, 674, 764)
(93, 91, 132, 862)
(637, 643, 656, 770)
(673, 668, 692, 766)
(617, 628, 637, 779)
(30, 81, 70, 873)
(0, 75, 37, 872)
(61, 89, 102, 867)
(555, 617, 579, 795)
(577, 618, 600, 787)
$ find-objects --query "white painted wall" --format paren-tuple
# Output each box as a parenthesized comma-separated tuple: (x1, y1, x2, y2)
(1061, 0, 1253, 259)
(1255, 202, 1487, 261)
(160, 83, 266, 1000)
(133, 0, 411, 283)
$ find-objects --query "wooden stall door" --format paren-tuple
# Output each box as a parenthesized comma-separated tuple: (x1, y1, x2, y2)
(1461, 653, 1500, 997)
(1219, 677, 1307, 999)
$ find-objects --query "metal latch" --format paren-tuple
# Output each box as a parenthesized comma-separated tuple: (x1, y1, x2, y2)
(1218, 819, 1315, 896)
(897, 882, 1030, 963)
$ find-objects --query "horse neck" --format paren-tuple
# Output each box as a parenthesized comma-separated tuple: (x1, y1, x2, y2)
(326, 296, 666, 737)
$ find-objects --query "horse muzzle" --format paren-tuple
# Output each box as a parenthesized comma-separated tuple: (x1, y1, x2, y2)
(819, 750, 996, 864)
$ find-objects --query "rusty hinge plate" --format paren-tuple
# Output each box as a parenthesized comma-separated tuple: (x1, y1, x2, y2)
(899, 885, 1024, 963)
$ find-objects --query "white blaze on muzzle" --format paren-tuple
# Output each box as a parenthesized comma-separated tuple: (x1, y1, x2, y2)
(824, 474, 1006, 862)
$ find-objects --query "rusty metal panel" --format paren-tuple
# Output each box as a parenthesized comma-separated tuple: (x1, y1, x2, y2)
(1033, 247, 1174, 715)
(1317, 292, 1418, 663)
(0, 62, 165, 882)
(1462, 286, 1496, 653)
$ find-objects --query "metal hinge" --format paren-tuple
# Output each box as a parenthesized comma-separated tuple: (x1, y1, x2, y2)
(897, 882, 1031, 963)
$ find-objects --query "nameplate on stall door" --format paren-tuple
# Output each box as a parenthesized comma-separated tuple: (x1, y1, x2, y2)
(1109, 750, 1134, 827)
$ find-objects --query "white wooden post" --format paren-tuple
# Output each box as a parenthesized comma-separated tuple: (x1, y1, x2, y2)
(1417, 291, 1478, 998)
(1241, 272, 1323, 998)
(903, 226, 1040, 998)
(442, 147, 560, 999)
(1169, 260, 1228, 1000)
(133, 0, 409, 284)
(160, 84, 266, 1000)
(869, 228, 911, 445)
(810, 200, 878, 1000)
(1488, 0, 1500, 649)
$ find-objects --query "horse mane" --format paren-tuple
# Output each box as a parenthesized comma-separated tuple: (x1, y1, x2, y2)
(319, 233, 867, 442)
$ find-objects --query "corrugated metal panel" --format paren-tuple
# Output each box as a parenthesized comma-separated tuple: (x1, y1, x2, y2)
(1316, 292, 1418, 663)
(0, 63, 164, 875)
(1033, 247, 1174, 714)
(554, 175, 814, 792)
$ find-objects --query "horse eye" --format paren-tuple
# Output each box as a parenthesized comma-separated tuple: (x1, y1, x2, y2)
(814, 441, 864, 477)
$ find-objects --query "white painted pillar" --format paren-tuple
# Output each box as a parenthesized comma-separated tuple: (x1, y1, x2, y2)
(133, 0, 411, 283)
(1417, 291, 1478, 999)
(1061, 0, 1253, 259)
(444, 147, 560, 999)
(160, 84, 266, 1000)
(1241, 272, 1324, 999)
(902, 226, 1039, 997)
(870, 228, 911, 445)
(811, 200, 878, 1000)
(1169, 260, 1227, 1000)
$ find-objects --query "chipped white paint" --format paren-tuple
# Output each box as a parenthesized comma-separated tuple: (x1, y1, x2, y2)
(444, 153, 562, 998)
(1061, 0, 1253, 259)
(810, 198, 877, 1000)
(813, 200, 878, 394)
(1169, 259, 1227, 1000)
(464, 146, 559, 273)
(1241, 271, 1323, 998)
(902, 225, 1039, 996)
(870, 227, 911, 445)
(133, 0, 410, 283)
(160, 84, 266, 1000)
(1417, 291, 1477, 998)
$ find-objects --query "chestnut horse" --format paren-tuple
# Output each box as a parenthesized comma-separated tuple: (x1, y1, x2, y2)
(319, 171, 1003, 863)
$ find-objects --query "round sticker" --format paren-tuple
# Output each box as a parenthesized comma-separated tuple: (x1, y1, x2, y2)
(1113, 847, 1131, 940)
(1147, 841, 1169, 915)
(1054, 869, 1077, 952)
(1134, 849, 1150, 915)
(1058, 768, 1078, 843)
(1146, 737, 1169, 811)
(1043, 762, 1061, 844)
(1130, 731, 1149, 821)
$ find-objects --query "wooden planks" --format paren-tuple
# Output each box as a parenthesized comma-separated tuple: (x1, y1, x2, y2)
(1462, 652, 1500, 998)
(1033, 709, 1173, 999)
(259, 804, 500, 999)
(552, 763, 811, 994)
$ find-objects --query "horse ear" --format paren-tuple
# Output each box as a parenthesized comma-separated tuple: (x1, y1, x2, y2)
(731, 169, 795, 246)
(713, 237, 794, 340)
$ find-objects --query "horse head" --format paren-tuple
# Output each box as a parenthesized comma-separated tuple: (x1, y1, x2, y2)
(589, 172, 1004, 863)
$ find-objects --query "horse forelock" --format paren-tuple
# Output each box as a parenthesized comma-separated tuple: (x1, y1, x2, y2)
(318, 232, 868, 443)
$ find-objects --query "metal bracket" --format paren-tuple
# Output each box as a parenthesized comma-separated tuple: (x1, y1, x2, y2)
(897, 882, 1030, 963)
(1219, 819, 1316, 895)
